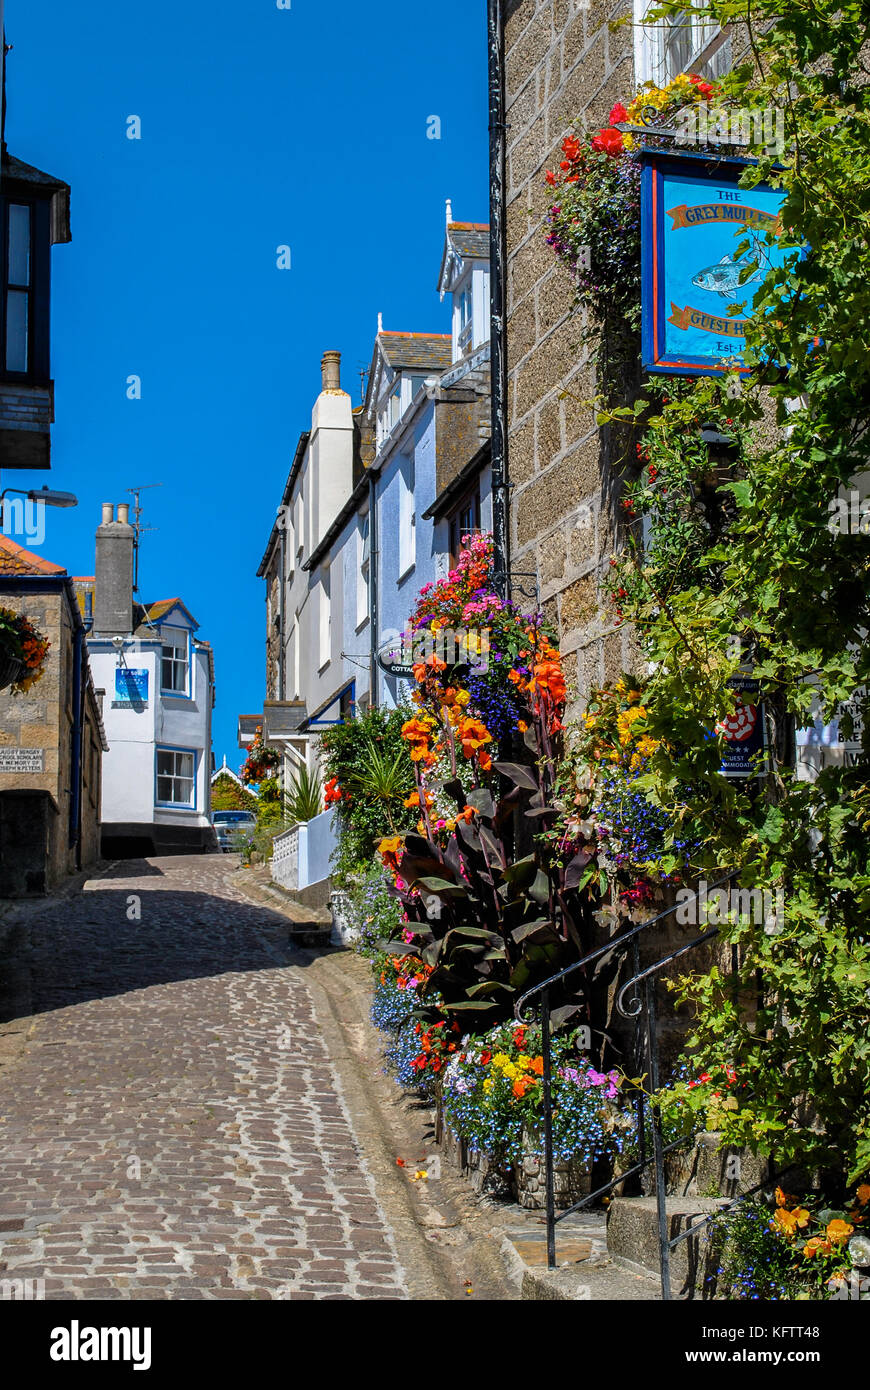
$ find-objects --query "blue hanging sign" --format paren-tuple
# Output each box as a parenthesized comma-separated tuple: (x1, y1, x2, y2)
(641, 153, 789, 377)
(114, 667, 149, 705)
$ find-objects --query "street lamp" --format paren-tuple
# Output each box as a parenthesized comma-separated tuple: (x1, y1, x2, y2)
(0, 484, 79, 528)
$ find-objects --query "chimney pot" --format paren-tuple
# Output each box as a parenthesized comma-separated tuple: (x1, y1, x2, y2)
(117, 503, 130, 525)
(321, 350, 342, 392)
(101, 503, 114, 526)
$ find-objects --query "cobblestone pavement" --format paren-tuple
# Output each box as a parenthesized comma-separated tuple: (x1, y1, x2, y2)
(0, 857, 408, 1300)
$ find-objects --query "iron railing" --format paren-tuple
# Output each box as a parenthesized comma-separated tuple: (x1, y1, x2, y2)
(514, 872, 755, 1298)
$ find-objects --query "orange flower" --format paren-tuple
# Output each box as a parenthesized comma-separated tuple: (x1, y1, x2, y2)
(455, 806, 475, 824)
(404, 791, 420, 808)
(517, 719, 529, 733)
(856, 1184, 870, 1206)
(826, 1218, 854, 1246)
(458, 717, 492, 760)
(529, 1056, 544, 1076)
(512, 1076, 537, 1099)
(772, 1207, 810, 1236)
(803, 1236, 832, 1259)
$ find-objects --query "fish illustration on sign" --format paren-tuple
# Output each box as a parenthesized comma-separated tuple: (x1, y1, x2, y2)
(691, 231, 772, 301)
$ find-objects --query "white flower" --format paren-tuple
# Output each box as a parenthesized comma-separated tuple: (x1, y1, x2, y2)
(849, 1233, 870, 1267)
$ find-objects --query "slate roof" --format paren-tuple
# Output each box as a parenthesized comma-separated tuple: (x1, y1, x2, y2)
(447, 222, 490, 259)
(0, 535, 67, 576)
(377, 331, 452, 372)
(134, 598, 199, 631)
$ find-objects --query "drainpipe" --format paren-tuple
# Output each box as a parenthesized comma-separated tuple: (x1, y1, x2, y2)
(70, 611, 84, 867)
(369, 470, 379, 708)
(278, 515, 286, 700)
(488, 0, 510, 602)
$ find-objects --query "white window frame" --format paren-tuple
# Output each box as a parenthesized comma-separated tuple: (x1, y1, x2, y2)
(160, 625, 190, 696)
(634, 2, 731, 88)
(318, 569, 331, 671)
(398, 456, 416, 579)
(156, 747, 196, 808)
(356, 512, 370, 630)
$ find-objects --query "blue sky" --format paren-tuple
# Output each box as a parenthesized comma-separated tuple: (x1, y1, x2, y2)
(2, 0, 489, 769)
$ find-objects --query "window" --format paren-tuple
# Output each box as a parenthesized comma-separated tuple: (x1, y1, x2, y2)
(356, 513, 370, 629)
(457, 279, 473, 354)
(634, 2, 731, 86)
(161, 627, 189, 694)
(319, 570, 331, 669)
(409, 375, 427, 400)
(156, 748, 196, 807)
(448, 488, 481, 566)
(399, 457, 416, 577)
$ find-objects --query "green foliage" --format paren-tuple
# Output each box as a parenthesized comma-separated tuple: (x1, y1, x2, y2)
(283, 762, 322, 824)
(321, 705, 418, 886)
(594, 0, 870, 1184)
(210, 772, 259, 814)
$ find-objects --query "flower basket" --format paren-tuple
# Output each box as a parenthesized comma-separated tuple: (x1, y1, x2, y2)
(0, 651, 26, 692)
(0, 607, 51, 694)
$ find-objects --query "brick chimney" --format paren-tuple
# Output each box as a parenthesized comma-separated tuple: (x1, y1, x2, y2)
(94, 503, 134, 637)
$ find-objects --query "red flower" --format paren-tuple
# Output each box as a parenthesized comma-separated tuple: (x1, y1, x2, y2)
(591, 127, 623, 157)
(609, 101, 628, 124)
(545, 169, 558, 186)
(480, 1049, 492, 1065)
(561, 134, 582, 162)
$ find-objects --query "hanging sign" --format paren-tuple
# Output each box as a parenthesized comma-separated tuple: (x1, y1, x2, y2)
(641, 153, 789, 376)
(717, 676, 767, 777)
(114, 667, 149, 706)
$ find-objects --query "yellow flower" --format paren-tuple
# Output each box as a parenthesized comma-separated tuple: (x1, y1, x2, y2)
(483, 1078, 493, 1093)
(455, 690, 471, 707)
(502, 1063, 519, 1080)
(492, 1052, 512, 1071)
(517, 1054, 532, 1070)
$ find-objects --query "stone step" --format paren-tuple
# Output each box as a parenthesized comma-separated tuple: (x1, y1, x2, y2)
(607, 1196, 728, 1298)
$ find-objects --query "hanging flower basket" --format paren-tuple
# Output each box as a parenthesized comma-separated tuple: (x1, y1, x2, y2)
(0, 651, 26, 692)
(0, 607, 51, 695)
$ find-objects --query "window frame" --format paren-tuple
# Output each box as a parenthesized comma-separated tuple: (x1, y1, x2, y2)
(155, 745, 197, 809)
(160, 625, 191, 697)
(398, 455, 416, 579)
(633, 2, 731, 87)
(0, 193, 52, 385)
(448, 486, 482, 567)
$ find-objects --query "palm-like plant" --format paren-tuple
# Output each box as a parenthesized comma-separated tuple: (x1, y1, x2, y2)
(283, 763, 323, 824)
(344, 738, 412, 833)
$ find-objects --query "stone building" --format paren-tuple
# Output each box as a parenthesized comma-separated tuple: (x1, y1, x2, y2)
(503, 0, 731, 708)
(0, 536, 106, 895)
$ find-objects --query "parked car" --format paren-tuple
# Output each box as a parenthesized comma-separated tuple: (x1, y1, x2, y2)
(211, 809, 257, 853)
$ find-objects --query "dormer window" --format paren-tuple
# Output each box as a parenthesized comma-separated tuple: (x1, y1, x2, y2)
(457, 281, 473, 354)
(161, 626, 190, 695)
(1, 196, 50, 382)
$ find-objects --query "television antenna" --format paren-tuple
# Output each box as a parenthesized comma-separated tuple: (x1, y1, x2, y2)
(127, 483, 162, 592)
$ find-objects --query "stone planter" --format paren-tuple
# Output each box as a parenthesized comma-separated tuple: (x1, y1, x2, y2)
(515, 1127, 593, 1211)
(329, 889, 360, 949)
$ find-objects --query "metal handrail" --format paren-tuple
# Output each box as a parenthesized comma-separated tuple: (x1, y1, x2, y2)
(513, 872, 737, 1022)
(523, 869, 741, 1295)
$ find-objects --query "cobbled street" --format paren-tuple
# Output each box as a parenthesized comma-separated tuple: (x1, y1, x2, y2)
(0, 856, 417, 1301)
